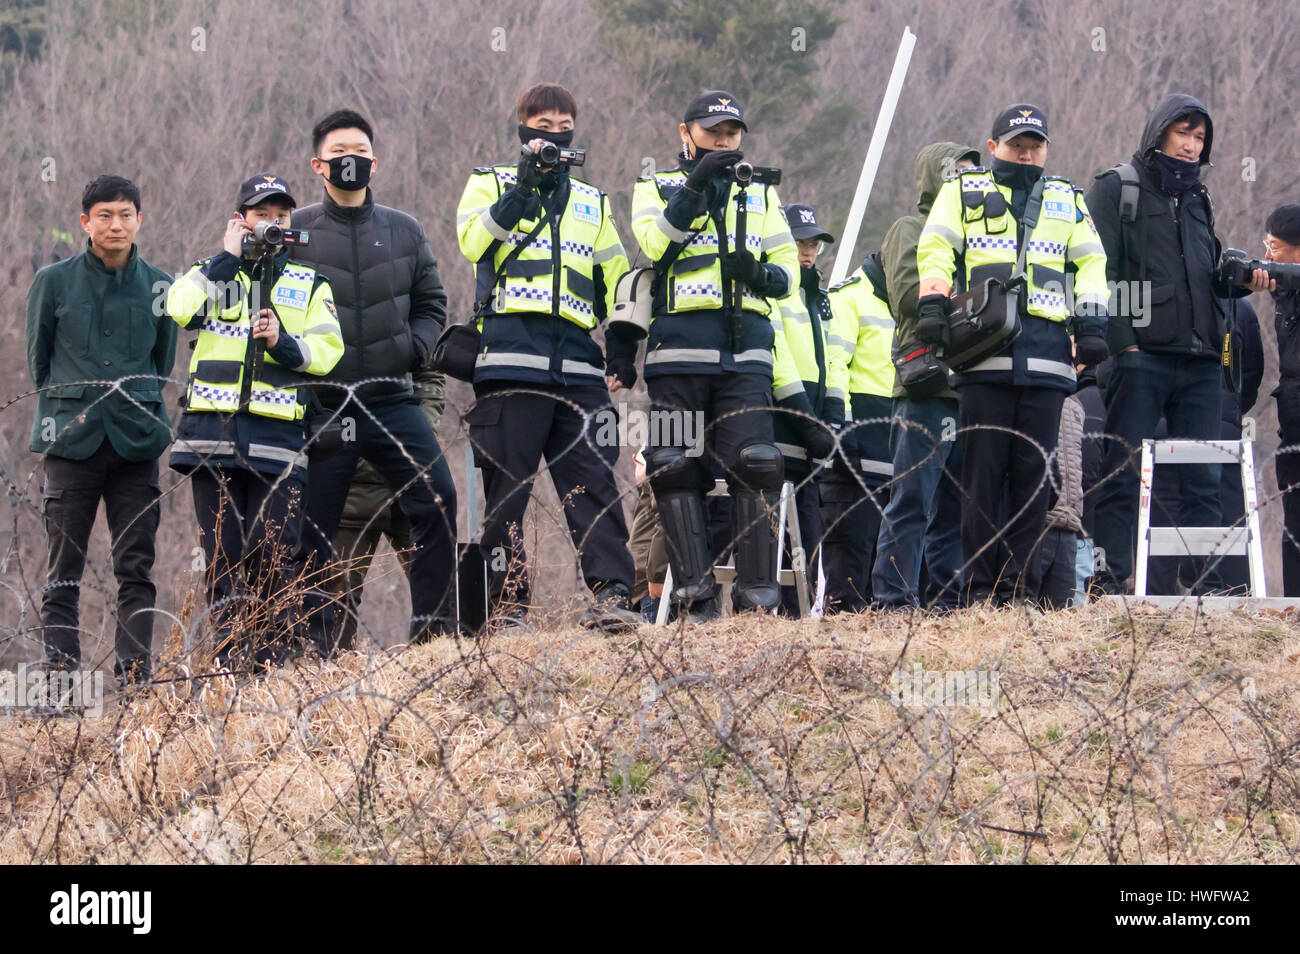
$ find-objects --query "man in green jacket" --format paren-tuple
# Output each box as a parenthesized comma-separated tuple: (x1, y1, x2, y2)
(871, 143, 978, 610)
(26, 174, 176, 685)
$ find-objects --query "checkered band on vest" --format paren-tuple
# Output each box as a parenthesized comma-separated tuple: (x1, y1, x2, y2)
(1026, 240, 1067, 256)
(967, 236, 1019, 251)
(202, 317, 249, 339)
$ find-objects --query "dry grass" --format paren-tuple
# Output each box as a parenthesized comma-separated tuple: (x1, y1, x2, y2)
(2, 602, 1298, 864)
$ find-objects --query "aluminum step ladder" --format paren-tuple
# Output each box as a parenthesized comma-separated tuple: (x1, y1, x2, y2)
(655, 479, 809, 624)
(1134, 438, 1266, 597)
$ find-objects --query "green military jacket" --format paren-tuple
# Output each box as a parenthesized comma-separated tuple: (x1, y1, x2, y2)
(26, 241, 177, 461)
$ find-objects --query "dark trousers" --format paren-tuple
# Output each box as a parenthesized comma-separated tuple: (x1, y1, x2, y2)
(1031, 526, 1078, 609)
(191, 468, 306, 665)
(647, 371, 776, 602)
(958, 384, 1064, 604)
(778, 461, 822, 617)
(468, 384, 633, 607)
(40, 442, 160, 681)
(333, 503, 413, 651)
(1277, 388, 1300, 596)
(301, 394, 457, 649)
(872, 396, 964, 609)
(1094, 352, 1221, 591)
(821, 466, 887, 613)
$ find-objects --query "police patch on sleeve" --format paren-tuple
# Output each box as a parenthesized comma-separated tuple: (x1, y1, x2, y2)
(323, 298, 337, 319)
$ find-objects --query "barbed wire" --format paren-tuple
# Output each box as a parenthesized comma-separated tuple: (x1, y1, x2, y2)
(1, 375, 1297, 862)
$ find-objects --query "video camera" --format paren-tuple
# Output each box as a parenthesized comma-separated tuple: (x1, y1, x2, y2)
(729, 161, 781, 186)
(1220, 248, 1300, 291)
(242, 221, 309, 257)
(526, 141, 586, 168)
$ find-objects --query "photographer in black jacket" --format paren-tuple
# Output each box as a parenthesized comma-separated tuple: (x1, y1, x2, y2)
(1087, 93, 1267, 594)
(293, 109, 458, 649)
(1264, 206, 1300, 594)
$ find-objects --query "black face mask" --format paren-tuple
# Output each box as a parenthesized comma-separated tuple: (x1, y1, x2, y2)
(1152, 151, 1200, 195)
(800, 264, 821, 290)
(320, 154, 372, 192)
(518, 124, 574, 148)
(990, 157, 1044, 192)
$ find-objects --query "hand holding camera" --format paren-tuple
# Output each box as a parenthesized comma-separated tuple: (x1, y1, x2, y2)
(1221, 248, 1300, 292)
(250, 308, 280, 348)
(684, 149, 743, 193)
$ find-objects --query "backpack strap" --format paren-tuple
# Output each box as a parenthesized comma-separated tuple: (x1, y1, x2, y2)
(860, 252, 890, 307)
(1113, 162, 1140, 224)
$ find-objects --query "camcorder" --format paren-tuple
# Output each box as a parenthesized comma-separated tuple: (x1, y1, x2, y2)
(1219, 248, 1300, 291)
(242, 221, 309, 257)
(730, 161, 781, 186)
(527, 141, 586, 167)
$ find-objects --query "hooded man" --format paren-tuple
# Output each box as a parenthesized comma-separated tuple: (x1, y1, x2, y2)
(870, 142, 979, 611)
(1087, 93, 1263, 595)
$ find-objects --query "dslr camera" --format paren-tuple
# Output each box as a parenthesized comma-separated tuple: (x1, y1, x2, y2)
(1219, 248, 1300, 291)
(730, 161, 781, 186)
(527, 141, 586, 168)
(242, 221, 309, 257)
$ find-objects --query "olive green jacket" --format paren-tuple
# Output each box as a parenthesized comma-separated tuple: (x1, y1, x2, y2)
(26, 241, 176, 460)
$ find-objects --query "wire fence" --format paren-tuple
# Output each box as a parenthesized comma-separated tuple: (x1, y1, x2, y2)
(1, 375, 1298, 863)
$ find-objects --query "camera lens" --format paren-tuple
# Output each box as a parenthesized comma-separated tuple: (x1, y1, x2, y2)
(538, 142, 560, 165)
(733, 161, 754, 184)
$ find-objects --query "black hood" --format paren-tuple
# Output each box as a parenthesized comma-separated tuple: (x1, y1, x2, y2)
(1138, 92, 1213, 165)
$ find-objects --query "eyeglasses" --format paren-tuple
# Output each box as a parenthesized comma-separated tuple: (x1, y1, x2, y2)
(1264, 236, 1292, 256)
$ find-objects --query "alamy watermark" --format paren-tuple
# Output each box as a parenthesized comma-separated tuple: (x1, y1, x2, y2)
(594, 407, 706, 457)
(890, 663, 999, 717)
(1, 664, 104, 716)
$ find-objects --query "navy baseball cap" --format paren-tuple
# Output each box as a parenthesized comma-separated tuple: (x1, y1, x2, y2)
(237, 174, 297, 210)
(783, 204, 835, 243)
(990, 104, 1050, 143)
(684, 90, 748, 131)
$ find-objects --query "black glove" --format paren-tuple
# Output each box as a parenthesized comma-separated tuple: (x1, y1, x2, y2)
(916, 294, 951, 352)
(684, 149, 743, 193)
(797, 416, 836, 462)
(514, 150, 543, 192)
(604, 324, 639, 389)
(1074, 334, 1109, 368)
(724, 249, 767, 294)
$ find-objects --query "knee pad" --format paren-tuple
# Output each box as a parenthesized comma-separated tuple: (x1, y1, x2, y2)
(733, 441, 784, 493)
(647, 445, 705, 496)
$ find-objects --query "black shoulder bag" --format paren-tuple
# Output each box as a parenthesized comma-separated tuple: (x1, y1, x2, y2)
(940, 177, 1045, 371)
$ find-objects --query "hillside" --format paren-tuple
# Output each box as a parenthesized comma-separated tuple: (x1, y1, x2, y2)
(3, 603, 1296, 864)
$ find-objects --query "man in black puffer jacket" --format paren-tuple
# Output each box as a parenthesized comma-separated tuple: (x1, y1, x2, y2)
(293, 109, 458, 649)
(1087, 93, 1266, 594)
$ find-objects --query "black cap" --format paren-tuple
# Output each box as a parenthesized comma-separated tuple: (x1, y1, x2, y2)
(990, 104, 1050, 144)
(237, 174, 296, 210)
(683, 90, 748, 131)
(782, 204, 835, 243)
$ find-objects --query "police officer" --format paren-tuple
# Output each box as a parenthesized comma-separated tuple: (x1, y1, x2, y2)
(167, 174, 344, 668)
(824, 251, 897, 612)
(618, 90, 805, 620)
(456, 83, 638, 630)
(917, 105, 1109, 606)
(773, 203, 844, 615)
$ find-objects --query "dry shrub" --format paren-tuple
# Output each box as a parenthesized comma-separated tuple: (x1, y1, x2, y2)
(2, 602, 1297, 864)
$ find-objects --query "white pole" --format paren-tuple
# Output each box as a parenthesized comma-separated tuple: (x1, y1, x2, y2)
(828, 26, 917, 286)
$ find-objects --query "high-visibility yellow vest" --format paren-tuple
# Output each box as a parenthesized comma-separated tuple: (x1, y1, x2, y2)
(167, 257, 343, 421)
